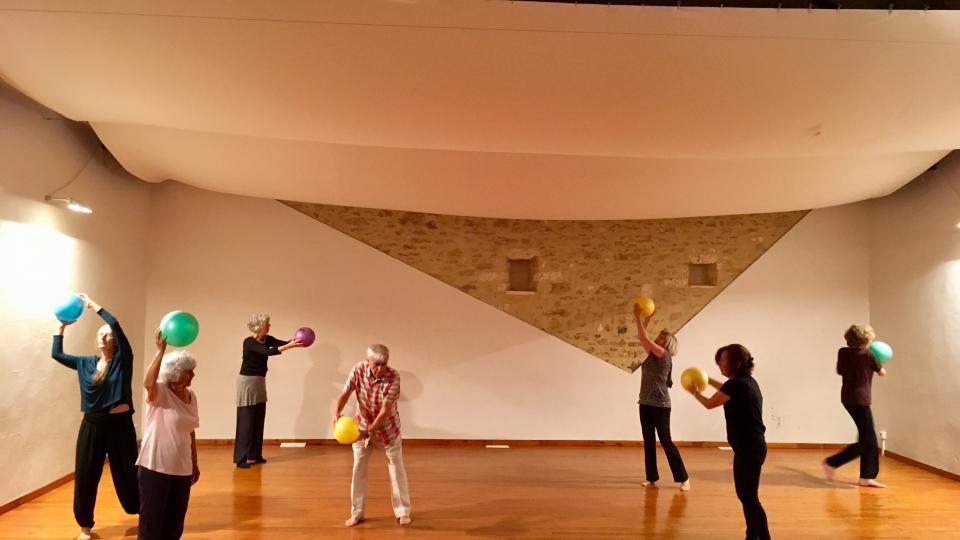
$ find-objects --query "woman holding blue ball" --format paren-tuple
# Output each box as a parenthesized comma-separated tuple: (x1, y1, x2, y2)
(52, 294, 139, 540)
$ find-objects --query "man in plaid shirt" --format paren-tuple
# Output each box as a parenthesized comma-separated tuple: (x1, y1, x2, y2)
(332, 344, 412, 527)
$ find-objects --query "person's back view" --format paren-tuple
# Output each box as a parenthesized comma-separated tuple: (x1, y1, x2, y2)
(823, 324, 887, 488)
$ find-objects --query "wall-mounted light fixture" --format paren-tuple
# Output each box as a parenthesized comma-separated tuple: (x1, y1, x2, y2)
(43, 196, 92, 214)
(43, 145, 103, 215)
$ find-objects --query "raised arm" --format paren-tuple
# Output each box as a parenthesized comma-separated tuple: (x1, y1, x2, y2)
(708, 377, 724, 390)
(51, 320, 81, 370)
(634, 312, 666, 358)
(80, 294, 133, 361)
(144, 328, 166, 404)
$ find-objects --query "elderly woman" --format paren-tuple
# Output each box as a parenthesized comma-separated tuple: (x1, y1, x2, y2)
(634, 310, 689, 491)
(51, 294, 139, 540)
(136, 330, 199, 539)
(822, 324, 887, 488)
(689, 344, 769, 540)
(234, 313, 304, 468)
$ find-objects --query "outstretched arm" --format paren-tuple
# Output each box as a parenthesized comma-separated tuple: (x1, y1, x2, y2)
(246, 336, 304, 357)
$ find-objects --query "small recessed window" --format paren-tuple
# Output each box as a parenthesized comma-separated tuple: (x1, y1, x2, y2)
(508, 257, 537, 293)
(689, 263, 718, 287)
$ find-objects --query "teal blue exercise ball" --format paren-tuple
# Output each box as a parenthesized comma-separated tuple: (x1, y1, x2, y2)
(868, 340, 893, 364)
(54, 294, 84, 323)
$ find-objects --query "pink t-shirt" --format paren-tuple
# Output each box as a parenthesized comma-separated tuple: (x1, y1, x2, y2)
(136, 383, 199, 476)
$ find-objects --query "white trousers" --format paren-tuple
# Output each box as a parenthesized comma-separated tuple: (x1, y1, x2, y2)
(350, 438, 411, 519)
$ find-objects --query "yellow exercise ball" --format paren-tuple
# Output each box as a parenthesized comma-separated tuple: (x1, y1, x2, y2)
(680, 367, 709, 393)
(634, 296, 656, 318)
(334, 416, 361, 445)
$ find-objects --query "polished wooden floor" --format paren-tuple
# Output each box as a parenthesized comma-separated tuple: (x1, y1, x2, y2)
(3, 445, 959, 539)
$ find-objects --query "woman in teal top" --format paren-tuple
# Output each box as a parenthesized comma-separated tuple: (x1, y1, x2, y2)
(52, 294, 139, 540)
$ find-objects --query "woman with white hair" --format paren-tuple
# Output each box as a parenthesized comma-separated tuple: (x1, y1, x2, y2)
(234, 313, 304, 468)
(51, 293, 139, 540)
(136, 330, 199, 539)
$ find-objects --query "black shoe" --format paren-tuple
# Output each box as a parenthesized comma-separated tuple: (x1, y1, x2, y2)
(236, 461, 251, 469)
(253, 457, 267, 464)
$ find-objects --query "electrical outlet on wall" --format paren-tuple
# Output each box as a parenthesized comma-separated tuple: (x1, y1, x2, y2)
(879, 430, 887, 440)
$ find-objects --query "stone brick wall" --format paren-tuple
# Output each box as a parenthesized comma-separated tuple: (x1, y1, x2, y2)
(284, 201, 806, 372)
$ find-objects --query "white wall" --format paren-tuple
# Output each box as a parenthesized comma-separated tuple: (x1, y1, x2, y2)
(675, 203, 871, 444)
(0, 84, 151, 506)
(0, 77, 881, 508)
(869, 152, 960, 476)
(145, 181, 870, 444)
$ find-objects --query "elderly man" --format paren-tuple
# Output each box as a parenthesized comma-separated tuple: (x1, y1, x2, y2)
(332, 344, 412, 527)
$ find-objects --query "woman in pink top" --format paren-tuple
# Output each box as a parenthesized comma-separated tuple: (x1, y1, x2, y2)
(136, 330, 199, 540)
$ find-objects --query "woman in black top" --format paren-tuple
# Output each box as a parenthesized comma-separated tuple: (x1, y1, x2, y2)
(690, 344, 769, 540)
(823, 324, 887, 488)
(51, 294, 139, 540)
(233, 313, 304, 468)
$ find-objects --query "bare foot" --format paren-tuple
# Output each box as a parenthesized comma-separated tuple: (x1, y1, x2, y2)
(822, 462, 836, 481)
(344, 516, 364, 527)
(398, 516, 412, 526)
(77, 529, 93, 540)
(679, 480, 691, 491)
(641, 481, 657, 487)
(859, 478, 887, 488)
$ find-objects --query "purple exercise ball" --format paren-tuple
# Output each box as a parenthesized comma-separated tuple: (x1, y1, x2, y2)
(294, 327, 315, 347)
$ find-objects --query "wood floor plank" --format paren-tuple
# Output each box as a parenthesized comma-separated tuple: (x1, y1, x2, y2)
(2, 446, 957, 539)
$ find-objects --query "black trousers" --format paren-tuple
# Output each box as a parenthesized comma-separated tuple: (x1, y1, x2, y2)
(74, 411, 140, 527)
(137, 466, 192, 540)
(733, 444, 770, 540)
(233, 402, 267, 464)
(638, 405, 689, 483)
(825, 404, 880, 479)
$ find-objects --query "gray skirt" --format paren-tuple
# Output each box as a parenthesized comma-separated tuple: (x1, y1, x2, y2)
(236, 375, 267, 407)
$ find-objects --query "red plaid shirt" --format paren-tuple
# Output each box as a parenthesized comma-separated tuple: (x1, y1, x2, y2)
(345, 361, 402, 446)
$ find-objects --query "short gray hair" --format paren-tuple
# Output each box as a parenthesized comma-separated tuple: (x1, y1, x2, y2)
(366, 344, 390, 364)
(247, 313, 270, 333)
(159, 350, 197, 383)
